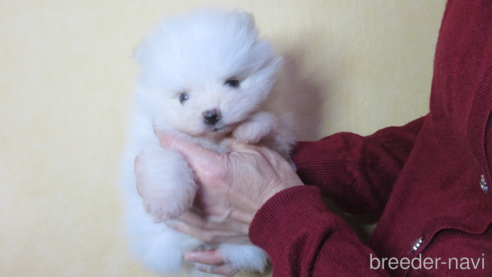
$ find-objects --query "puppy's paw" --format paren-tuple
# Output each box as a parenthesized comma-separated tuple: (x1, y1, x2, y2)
(233, 121, 266, 144)
(142, 190, 193, 222)
(219, 244, 268, 273)
(233, 112, 276, 144)
(136, 143, 197, 222)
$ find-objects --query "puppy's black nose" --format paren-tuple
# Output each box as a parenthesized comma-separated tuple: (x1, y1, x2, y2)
(203, 110, 220, 125)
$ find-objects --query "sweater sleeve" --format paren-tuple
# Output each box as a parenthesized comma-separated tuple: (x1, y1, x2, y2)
(292, 116, 426, 214)
(249, 186, 390, 277)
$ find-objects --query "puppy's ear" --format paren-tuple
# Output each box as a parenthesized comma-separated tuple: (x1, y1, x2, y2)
(132, 44, 145, 66)
(133, 38, 156, 68)
(231, 9, 256, 30)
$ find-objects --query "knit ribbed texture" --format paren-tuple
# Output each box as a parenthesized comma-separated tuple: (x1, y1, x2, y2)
(250, 186, 389, 276)
(292, 117, 424, 214)
(248, 0, 492, 276)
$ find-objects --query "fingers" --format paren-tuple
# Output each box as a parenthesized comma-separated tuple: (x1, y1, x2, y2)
(171, 210, 215, 231)
(166, 219, 246, 244)
(153, 127, 217, 170)
(166, 217, 220, 243)
(229, 139, 284, 161)
(228, 139, 261, 154)
(186, 250, 239, 277)
(166, 212, 250, 244)
(193, 263, 239, 277)
(185, 249, 225, 264)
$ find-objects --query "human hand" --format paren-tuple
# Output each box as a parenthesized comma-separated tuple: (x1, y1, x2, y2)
(154, 131, 303, 275)
(184, 249, 240, 277)
(156, 131, 303, 231)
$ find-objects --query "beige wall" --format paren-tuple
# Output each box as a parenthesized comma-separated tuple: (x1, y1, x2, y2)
(0, 1, 445, 276)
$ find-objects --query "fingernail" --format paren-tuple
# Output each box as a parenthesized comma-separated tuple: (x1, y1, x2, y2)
(184, 252, 197, 262)
(165, 220, 177, 228)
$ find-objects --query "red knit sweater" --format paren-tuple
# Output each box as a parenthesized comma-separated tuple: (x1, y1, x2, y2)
(249, 0, 492, 276)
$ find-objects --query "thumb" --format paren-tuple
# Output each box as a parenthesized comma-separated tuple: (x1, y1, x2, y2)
(153, 127, 218, 170)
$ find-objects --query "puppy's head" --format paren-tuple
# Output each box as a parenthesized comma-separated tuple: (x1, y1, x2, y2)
(135, 8, 281, 138)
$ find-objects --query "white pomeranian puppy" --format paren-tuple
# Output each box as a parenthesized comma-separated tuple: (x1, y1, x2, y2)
(121, 8, 294, 276)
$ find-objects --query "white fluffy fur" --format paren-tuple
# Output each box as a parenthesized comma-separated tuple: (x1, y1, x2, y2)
(121, 8, 294, 276)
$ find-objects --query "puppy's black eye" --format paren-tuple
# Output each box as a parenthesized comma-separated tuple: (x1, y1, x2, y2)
(179, 93, 189, 104)
(224, 79, 239, 88)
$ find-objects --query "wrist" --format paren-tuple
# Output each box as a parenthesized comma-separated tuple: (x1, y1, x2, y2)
(249, 186, 331, 256)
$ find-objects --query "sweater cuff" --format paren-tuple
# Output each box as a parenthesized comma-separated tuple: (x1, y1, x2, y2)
(249, 185, 336, 258)
(292, 140, 353, 193)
